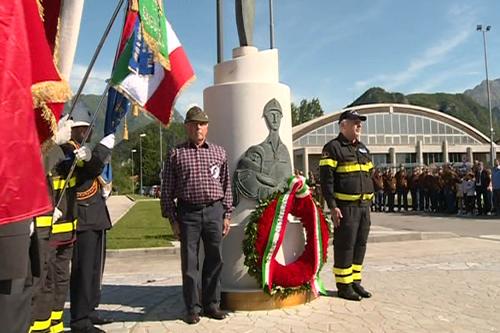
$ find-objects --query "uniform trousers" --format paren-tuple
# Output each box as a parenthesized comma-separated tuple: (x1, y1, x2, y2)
(177, 201, 224, 315)
(0, 220, 34, 333)
(333, 205, 371, 285)
(48, 243, 73, 332)
(30, 227, 52, 333)
(70, 230, 105, 330)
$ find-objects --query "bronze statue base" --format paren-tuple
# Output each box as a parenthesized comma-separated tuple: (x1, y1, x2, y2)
(221, 289, 318, 311)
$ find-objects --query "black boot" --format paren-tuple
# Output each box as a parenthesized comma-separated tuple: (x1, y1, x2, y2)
(352, 282, 372, 298)
(337, 284, 362, 301)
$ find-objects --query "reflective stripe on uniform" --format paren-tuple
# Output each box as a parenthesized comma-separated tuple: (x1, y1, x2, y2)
(335, 275, 353, 284)
(352, 272, 362, 281)
(334, 192, 374, 201)
(333, 266, 352, 275)
(336, 162, 374, 173)
(50, 321, 64, 333)
(30, 318, 51, 331)
(52, 176, 77, 190)
(51, 310, 63, 320)
(35, 216, 52, 228)
(352, 264, 362, 272)
(51, 219, 77, 234)
(319, 158, 338, 168)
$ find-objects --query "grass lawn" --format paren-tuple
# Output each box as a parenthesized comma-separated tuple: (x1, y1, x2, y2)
(107, 201, 175, 249)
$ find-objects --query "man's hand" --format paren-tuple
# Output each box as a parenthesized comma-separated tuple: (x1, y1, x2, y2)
(52, 207, 63, 222)
(330, 207, 343, 228)
(171, 222, 181, 240)
(223, 218, 231, 237)
(74, 146, 92, 162)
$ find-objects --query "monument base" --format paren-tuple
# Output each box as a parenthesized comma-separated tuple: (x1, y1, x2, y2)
(221, 289, 318, 311)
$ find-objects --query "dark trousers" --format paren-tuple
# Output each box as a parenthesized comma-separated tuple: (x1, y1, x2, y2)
(374, 190, 384, 212)
(333, 205, 371, 286)
(476, 188, 487, 214)
(48, 243, 73, 332)
(397, 189, 408, 211)
(494, 189, 500, 215)
(70, 230, 105, 330)
(178, 201, 224, 314)
(0, 220, 33, 333)
(386, 192, 395, 212)
(31, 228, 52, 333)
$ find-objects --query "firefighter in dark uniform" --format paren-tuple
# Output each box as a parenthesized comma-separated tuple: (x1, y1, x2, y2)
(68, 105, 114, 333)
(30, 115, 77, 333)
(319, 110, 374, 301)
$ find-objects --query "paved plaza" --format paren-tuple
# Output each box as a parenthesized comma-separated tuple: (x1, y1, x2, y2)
(71, 208, 500, 333)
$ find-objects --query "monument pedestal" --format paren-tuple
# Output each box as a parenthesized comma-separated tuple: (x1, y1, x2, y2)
(204, 47, 317, 310)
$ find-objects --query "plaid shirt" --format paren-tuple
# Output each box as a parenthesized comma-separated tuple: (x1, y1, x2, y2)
(160, 140, 233, 223)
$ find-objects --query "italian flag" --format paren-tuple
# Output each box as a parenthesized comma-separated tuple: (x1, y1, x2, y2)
(111, 0, 194, 125)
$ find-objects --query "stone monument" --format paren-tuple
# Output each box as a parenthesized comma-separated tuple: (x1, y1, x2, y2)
(203, 2, 312, 310)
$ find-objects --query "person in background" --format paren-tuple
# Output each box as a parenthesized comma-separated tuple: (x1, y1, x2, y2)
(492, 159, 500, 215)
(372, 169, 384, 212)
(395, 165, 408, 212)
(463, 173, 476, 216)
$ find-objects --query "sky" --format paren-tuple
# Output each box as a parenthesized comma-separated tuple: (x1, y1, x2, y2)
(70, 0, 500, 117)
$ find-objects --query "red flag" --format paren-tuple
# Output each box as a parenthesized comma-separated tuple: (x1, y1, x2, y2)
(0, 0, 70, 225)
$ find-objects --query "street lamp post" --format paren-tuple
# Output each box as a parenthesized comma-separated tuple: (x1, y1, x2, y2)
(477, 24, 495, 164)
(131, 149, 137, 193)
(139, 133, 146, 195)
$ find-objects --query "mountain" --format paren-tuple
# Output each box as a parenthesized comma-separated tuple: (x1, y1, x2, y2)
(464, 78, 500, 110)
(65, 94, 184, 144)
(349, 87, 499, 140)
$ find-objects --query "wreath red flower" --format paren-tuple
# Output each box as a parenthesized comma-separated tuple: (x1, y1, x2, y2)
(243, 176, 330, 296)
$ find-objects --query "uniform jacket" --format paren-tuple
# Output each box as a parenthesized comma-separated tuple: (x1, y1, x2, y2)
(319, 133, 374, 208)
(62, 141, 112, 231)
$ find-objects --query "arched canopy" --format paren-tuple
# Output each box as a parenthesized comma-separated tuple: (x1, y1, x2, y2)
(293, 103, 491, 147)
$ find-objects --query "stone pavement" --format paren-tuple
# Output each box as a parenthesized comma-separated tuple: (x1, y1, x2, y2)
(89, 237, 500, 332)
(72, 199, 499, 332)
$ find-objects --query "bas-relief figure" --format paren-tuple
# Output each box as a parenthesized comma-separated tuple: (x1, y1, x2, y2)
(235, 0, 255, 46)
(233, 99, 292, 205)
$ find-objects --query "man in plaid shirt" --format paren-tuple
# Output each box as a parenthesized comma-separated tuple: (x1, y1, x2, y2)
(160, 106, 232, 325)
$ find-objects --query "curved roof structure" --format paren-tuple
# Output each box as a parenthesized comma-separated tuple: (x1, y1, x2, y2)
(293, 103, 491, 146)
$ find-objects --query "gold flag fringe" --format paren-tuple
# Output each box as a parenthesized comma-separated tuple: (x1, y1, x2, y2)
(123, 115, 129, 140)
(53, 16, 62, 73)
(130, 0, 139, 11)
(132, 104, 140, 117)
(36, 0, 45, 21)
(31, 80, 72, 107)
(142, 29, 171, 71)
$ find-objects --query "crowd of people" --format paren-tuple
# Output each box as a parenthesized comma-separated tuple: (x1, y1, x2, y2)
(307, 159, 500, 217)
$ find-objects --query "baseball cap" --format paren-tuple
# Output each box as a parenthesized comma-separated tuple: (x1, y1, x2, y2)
(184, 106, 209, 124)
(338, 110, 367, 123)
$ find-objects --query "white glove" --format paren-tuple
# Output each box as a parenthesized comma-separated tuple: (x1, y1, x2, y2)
(53, 115, 74, 145)
(100, 134, 115, 149)
(74, 146, 92, 162)
(52, 207, 63, 222)
(29, 220, 34, 237)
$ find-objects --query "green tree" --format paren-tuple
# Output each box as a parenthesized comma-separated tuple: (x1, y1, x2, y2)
(291, 98, 324, 126)
(111, 122, 186, 194)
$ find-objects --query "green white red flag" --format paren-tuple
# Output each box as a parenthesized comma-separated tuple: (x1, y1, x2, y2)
(110, 0, 195, 126)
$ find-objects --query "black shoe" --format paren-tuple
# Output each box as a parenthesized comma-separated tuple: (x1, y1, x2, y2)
(203, 307, 228, 320)
(89, 315, 113, 325)
(352, 283, 372, 298)
(70, 326, 106, 333)
(337, 284, 362, 301)
(185, 313, 200, 325)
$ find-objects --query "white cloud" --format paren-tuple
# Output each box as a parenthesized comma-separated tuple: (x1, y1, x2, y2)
(69, 63, 110, 95)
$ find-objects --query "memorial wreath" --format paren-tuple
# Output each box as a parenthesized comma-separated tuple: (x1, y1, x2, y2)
(243, 176, 330, 296)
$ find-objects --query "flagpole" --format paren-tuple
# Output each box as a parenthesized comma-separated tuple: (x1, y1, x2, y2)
(66, 0, 126, 118)
(55, 82, 112, 210)
(216, 0, 224, 63)
(269, 0, 275, 49)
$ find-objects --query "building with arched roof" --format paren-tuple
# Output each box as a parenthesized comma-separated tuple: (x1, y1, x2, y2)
(292, 103, 498, 175)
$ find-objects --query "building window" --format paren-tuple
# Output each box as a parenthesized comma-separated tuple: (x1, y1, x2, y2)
(449, 153, 464, 163)
(372, 154, 388, 167)
(408, 116, 416, 134)
(396, 153, 416, 165)
(423, 153, 443, 165)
